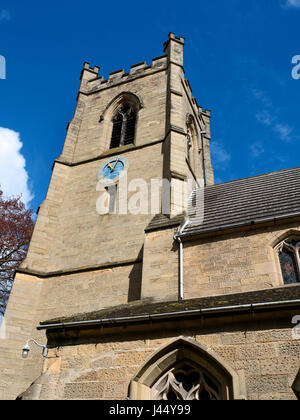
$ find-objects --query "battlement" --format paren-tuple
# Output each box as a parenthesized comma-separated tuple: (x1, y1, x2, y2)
(77, 32, 188, 94)
(81, 62, 100, 77)
(163, 32, 185, 50)
(80, 54, 168, 94)
(78, 33, 209, 120)
(202, 109, 211, 117)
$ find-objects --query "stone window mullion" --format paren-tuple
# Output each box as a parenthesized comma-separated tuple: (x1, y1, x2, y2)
(110, 104, 136, 149)
(294, 244, 300, 277)
(285, 242, 300, 278)
(120, 114, 127, 146)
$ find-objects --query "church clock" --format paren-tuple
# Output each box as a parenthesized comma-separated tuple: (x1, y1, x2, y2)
(97, 156, 129, 185)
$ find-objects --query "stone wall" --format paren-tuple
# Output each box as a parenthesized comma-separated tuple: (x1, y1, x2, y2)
(21, 314, 300, 400)
(22, 142, 164, 274)
(1, 220, 300, 399)
(0, 274, 45, 400)
(183, 223, 300, 299)
(142, 222, 300, 301)
(0, 261, 143, 400)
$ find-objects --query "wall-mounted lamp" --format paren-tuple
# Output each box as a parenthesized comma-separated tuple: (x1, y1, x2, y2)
(22, 339, 48, 359)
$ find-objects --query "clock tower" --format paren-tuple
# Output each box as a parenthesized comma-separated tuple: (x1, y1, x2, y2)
(18, 32, 214, 278)
(0, 33, 214, 399)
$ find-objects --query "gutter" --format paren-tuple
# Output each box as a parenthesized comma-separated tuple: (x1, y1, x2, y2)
(177, 236, 183, 300)
(37, 298, 300, 331)
(179, 211, 300, 238)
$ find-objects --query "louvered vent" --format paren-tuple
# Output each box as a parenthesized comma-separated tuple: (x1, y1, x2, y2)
(110, 116, 123, 149)
(110, 104, 137, 149)
(123, 113, 136, 145)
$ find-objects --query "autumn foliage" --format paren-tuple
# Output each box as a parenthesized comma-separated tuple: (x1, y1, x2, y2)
(0, 189, 34, 316)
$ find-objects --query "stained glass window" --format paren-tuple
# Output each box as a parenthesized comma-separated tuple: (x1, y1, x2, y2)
(277, 239, 300, 285)
(279, 248, 299, 284)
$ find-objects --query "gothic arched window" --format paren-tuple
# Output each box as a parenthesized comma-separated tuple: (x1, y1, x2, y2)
(186, 130, 192, 165)
(128, 338, 246, 400)
(275, 238, 300, 285)
(152, 361, 221, 400)
(186, 115, 200, 178)
(110, 104, 137, 149)
(186, 119, 195, 166)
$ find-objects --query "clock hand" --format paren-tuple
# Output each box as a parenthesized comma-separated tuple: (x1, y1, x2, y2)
(107, 162, 113, 171)
(112, 158, 119, 171)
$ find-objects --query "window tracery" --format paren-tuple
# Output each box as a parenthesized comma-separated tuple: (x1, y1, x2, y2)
(275, 238, 300, 285)
(152, 362, 221, 401)
(110, 103, 137, 149)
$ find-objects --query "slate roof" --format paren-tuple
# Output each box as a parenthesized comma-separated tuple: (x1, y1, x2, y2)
(181, 167, 300, 236)
(39, 285, 300, 328)
(145, 214, 184, 232)
(145, 167, 300, 236)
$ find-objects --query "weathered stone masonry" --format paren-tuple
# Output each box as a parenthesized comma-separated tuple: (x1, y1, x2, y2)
(1, 33, 300, 400)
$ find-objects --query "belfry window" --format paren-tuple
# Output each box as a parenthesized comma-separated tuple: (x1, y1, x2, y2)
(110, 104, 137, 149)
(186, 130, 192, 165)
(185, 115, 199, 177)
(276, 238, 300, 285)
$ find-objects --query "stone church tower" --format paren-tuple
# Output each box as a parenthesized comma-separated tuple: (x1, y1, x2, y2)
(0, 34, 300, 401)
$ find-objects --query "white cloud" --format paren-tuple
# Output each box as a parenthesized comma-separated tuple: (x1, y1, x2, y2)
(0, 9, 10, 22)
(0, 127, 33, 207)
(273, 123, 293, 141)
(283, 0, 300, 8)
(211, 141, 231, 170)
(252, 89, 296, 142)
(250, 142, 265, 158)
(256, 110, 274, 126)
(252, 89, 273, 108)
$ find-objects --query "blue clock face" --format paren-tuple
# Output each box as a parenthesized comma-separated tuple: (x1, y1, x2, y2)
(97, 156, 129, 185)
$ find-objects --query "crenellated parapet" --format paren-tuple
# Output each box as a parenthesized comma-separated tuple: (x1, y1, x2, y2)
(79, 62, 101, 92)
(82, 62, 100, 76)
(79, 55, 168, 95)
(78, 33, 187, 97)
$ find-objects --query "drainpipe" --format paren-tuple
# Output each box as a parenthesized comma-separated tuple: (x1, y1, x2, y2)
(200, 130, 207, 187)
(174, 219, 189, 301)
(177, 235, 184, 301)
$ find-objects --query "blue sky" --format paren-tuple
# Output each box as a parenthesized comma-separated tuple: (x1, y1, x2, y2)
(0, 0, 299, 211)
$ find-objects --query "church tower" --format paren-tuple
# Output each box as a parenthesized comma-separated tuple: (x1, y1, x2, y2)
(0, 33, 214, 399)
(22, 32, 213, 276)
(1, 33, 300, 402)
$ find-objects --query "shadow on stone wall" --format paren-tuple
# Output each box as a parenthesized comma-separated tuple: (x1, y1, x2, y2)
(127, 246, 143, 302)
